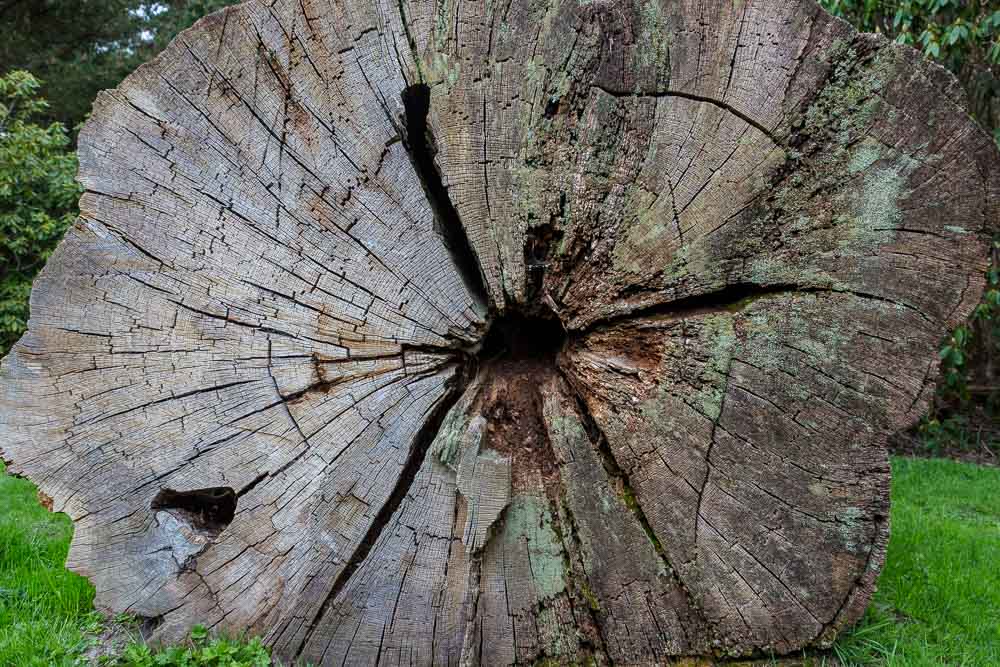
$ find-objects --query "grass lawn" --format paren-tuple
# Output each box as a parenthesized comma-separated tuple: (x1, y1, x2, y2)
(0, 460, 97, 666)
(834, 456, 1000, 665)
(1, 457, 998, 665)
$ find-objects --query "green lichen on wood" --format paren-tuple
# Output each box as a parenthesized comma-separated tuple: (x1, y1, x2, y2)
(636, 0, 670, 75)
(696, 314, 737, 420)
(804, 50, 882, 142)
(660, 242, 692, 281)
(634, 313, 736, 422)
(510, 161, 550, 221)
(544, 410, 588, 447)
(612, 188, 673, 275)
(737, 294, 851, 384)
(577, 578, 601, 613)
(799, 43, 902, 161)
(839, 139, 920, 251)
(837, 506, 866, 554)
(502, 495, 568, 600)
(423, 51, 460, 90)
(533, 603, 581, 660)
(433, 404, 483, 469)
(617, 480, 667, 575)
(740, 41, 916, 287)
(745, 255, 830, 287)
(431, 0, 453, 51)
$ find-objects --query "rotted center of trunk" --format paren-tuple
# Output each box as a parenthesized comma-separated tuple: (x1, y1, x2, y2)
(472, 311, 567, 494)
(479, 311, 565, 362)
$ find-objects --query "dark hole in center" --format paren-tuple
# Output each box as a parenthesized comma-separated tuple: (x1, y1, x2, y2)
(400, 85, 567, 364)
(479, 312, 566, 362)
(151, 486, 236, 535)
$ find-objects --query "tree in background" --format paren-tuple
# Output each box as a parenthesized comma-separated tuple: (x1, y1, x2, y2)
(0, 71, 80, 352)
(0, 0, 150, 133)
(152, 1, 237, 49)
(0, 1, 237, 135)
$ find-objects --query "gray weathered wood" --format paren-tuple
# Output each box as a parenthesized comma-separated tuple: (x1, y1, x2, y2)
(2, 0, 998, 664)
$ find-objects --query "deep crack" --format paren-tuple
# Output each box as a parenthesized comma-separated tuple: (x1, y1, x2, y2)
(289, 37, 891, 662)
(555, 365, 719, 646)
(591, 84, 780, 146)
(401, 83, 490, 309)
(575, 282, 924, 335)
(294, 362, 471, 660)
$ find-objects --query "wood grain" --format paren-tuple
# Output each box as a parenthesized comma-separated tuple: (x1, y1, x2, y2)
(1, 0, 997, 663)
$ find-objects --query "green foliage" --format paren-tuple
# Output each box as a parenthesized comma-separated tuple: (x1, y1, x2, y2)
(833, 456, 1000, 665)
(0, 71, 80, 354)
(110, 627, 271, 667)
(916, 412, 998, 457)
(0, 278, 32, 355)
(0, 1, 241, 133)
(935, 237, 1000, 406)
(820, 0, 1000, 66)
(894, 2, 1000, 69)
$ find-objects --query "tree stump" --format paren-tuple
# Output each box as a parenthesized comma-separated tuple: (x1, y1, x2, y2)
(2, 0, 997, 663)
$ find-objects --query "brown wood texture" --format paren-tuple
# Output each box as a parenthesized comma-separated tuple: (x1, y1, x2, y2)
(2, 0, 998, 664)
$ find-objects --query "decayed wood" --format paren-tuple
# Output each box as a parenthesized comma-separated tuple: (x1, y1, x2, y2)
(1, 0, 998, 664)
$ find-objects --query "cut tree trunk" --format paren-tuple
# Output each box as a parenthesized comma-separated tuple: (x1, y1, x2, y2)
(2, 0, 998, 664)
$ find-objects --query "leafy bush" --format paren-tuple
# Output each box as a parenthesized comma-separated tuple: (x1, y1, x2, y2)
(919, 413, 981, 454)
(930, 238, 1000, 445)
(938, 246, 1000, 400)
(0, 71, 80, 354)
(109, 626, 271, 667)
(820, 0, 1000, 64)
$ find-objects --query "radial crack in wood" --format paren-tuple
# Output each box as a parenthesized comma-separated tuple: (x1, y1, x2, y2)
(1, 0, 998, 664)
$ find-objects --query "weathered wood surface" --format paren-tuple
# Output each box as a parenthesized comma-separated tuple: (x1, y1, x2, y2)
(1, 0, 998, 664)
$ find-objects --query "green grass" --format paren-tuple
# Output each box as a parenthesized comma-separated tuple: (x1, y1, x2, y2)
(1, 458, 998, 665)
(0, 460, 96, 666)
(834, 456, 1000, 665)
